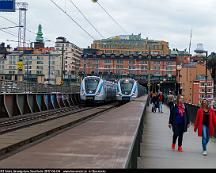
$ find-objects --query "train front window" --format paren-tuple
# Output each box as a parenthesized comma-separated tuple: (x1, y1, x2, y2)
(85, 78, 100, 93)
(120, 80, 134, 94)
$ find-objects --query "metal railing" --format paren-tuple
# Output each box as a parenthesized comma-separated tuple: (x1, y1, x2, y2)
(0, 80, 80, 94)
(185, 103, 216, 138)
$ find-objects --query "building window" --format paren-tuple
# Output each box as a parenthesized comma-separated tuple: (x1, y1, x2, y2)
(37, 71, 43, 74)
(104, 65, 111, 69)
(141, 66, 147, 70)
(104, 59, 111, 63)
(117, 60, 123, 64)
(37, 66, 43, 70)
(129, 66, 135, 69)
(37, 61, 43, 64)
(37, 56, 43, 60)
(166, 67, 172, 71)
(141, 61, 147, 64)
(116, 65, 123, 69)
(129, 60, 135, 64)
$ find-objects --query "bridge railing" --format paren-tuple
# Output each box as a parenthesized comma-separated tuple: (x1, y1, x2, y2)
(185, 103, 216, 138)
(0, 80, 80, 94)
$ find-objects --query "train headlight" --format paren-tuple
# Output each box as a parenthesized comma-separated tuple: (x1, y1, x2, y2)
(116, 92, 121, 97)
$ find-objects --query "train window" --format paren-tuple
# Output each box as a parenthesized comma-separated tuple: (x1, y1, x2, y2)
(84, 78, 100, 93)
(120, 80, 135, 94)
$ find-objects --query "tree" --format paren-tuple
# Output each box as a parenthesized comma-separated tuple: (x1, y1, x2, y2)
(207, 52, 216, 97)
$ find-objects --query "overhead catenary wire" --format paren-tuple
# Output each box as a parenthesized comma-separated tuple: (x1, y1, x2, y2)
(95, 1, 127, 33)
(50, 0, 96, 40)
(0, 15, 55, 43)
(0, 28, 34, 44)
(0, 29, 17, 38)
(68, 0, 104, 38)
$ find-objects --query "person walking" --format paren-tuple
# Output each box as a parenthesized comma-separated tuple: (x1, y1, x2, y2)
(151, 92, 159, 113)
(168, 95, 190, 152)
(167, 91, 174, 110)
(194, 99, 216, 156)
(158, 92, 165, 113)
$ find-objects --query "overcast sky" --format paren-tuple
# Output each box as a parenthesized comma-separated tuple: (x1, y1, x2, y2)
(1, 0, 216, 54)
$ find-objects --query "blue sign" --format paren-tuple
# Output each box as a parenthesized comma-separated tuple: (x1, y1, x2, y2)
(0, 0, 16, 12)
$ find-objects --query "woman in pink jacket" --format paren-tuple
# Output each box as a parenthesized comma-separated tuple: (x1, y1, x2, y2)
(194, 99, 216, 156)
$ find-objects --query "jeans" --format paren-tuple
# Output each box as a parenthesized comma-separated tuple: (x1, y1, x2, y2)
(202, 125, 210, 151)
(159, 101, 163, 112)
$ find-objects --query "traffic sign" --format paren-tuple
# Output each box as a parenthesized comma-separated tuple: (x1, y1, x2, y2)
(0, 0, 16, 12)
(17, 61, 23, 70)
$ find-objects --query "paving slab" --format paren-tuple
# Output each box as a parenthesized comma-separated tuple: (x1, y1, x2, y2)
(138, 105, 216, 169)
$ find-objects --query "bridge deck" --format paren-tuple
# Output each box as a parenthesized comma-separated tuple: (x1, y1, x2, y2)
(138, 105, 216, 168)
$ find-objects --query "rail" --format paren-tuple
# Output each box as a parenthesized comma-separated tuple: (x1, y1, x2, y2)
(0, 80, 80, 94)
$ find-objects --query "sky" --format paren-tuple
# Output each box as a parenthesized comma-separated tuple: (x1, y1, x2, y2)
(0, 0, 216, 54)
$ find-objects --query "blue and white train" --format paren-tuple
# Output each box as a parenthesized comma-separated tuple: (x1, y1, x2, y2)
(116, 78, 146, 102)
(80, 76, 117, 103)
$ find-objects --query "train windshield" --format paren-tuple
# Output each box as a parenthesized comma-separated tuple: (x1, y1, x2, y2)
(120, 80, 134, 95)
(85, 78, 100, 94)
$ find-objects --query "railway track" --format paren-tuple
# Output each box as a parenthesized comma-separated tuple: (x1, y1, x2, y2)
(0, 102, 123, 159)
(0, 105, 95, 135)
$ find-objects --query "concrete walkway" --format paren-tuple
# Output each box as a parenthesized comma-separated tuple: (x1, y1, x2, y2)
(138, 104, 216, 169)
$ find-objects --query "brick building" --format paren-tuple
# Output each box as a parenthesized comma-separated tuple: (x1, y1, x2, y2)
(180, 62, 214, 105)
(80, 49, 177, 83)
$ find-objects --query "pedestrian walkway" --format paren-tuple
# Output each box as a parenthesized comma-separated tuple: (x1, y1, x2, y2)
(138, 105, 216, 168)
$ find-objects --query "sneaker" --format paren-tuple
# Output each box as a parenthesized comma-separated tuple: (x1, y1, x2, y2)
(202, 151, 207, 156)
(178, 146, 183, 152)
(172, 144, 176, 150)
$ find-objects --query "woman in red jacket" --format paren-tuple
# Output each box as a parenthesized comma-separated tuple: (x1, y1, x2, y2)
(194, 99, 216, 156)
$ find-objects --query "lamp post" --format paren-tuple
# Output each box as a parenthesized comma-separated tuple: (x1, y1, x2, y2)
(176, 64, 182, 95)
(204, 51, 208, 98)
(61, 43, 65, 85)
(147, 54, 151, 98)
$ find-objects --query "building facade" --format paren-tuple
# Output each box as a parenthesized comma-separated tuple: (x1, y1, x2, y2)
(180, 62, 213, 105)
(192, 77, 214, 106)
(0, 48, 62, 84)
(91, 34, 170, 55)
(55, 37, 82, 83)
(80, 49, 177, 82)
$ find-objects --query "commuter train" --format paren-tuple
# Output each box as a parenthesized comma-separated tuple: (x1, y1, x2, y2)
(80, 76, 117, 103)
(116, 78, 146, 102)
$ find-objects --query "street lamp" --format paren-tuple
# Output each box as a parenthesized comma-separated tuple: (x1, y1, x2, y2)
(147, 54, 151, 97)
(176, 64, 182, 95)
(204, 51, 208, 98)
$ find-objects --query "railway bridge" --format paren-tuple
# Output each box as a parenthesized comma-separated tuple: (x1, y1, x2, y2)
(0, 81, 216, 169)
